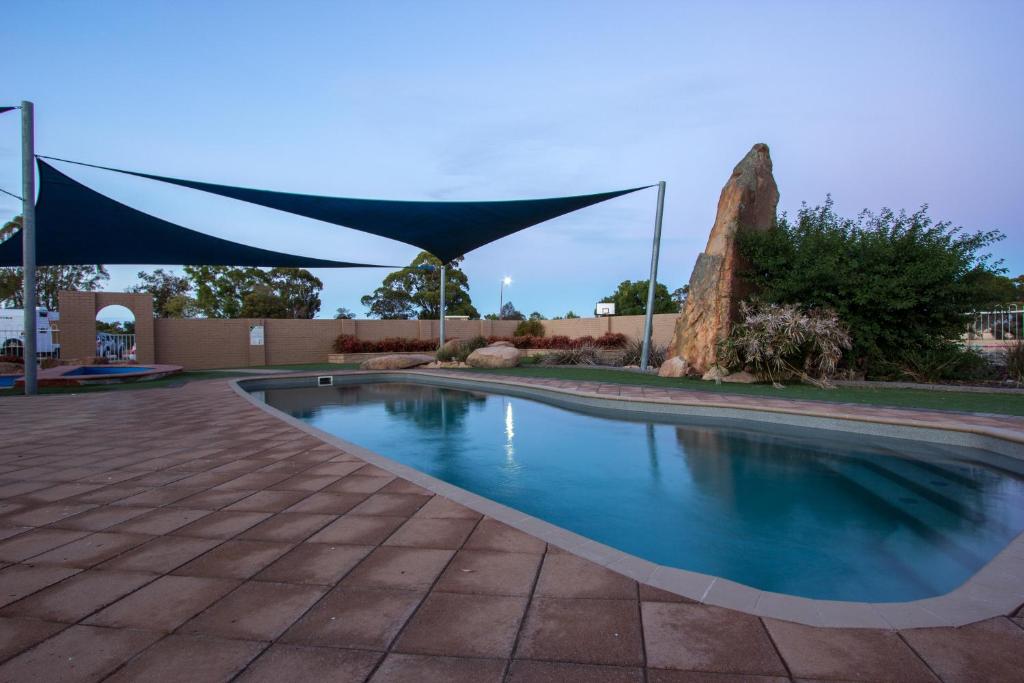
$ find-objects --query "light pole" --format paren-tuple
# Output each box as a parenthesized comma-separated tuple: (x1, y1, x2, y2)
(640, 181, 666, 372)
(499, 276, 511, 319)
(21, 102, 36, 395)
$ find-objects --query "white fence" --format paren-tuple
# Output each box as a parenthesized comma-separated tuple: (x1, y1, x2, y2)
(96, 333, 136, 361)
(0, 327, 61, 359)
(967, 304, 1021, 345)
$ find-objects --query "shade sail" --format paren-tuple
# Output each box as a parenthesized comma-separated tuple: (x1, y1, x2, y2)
(0, 160, 387, 268)
(42, 157, 651, 264)
(0, 107, 15, 115)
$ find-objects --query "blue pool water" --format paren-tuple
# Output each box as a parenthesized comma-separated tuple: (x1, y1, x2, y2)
(257, 381, 1024, 601)
(0, 376, 15, 388)
(64, 366, 153, 376)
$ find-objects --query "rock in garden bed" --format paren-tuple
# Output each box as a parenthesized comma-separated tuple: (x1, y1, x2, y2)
(359, 354, 436, 370)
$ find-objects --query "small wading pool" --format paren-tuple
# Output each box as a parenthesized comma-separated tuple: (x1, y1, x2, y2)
(254, 379, 1024, 602)
(63, 366, 155, 376)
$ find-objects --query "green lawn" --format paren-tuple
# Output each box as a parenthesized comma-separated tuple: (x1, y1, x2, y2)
(451, 366, 1024, 416)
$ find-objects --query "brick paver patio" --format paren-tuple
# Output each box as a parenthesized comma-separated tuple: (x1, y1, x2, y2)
(0, 376, 1022, 682)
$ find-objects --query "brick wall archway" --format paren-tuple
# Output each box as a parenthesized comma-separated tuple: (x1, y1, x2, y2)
(57, 291, 155, 363)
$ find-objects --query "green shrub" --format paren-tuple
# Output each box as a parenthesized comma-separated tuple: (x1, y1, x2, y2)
(717, 301, 852, 387)
(539, 344, 601, 366)
(514, 319, 545, 337)
(617, 338, 667, 368)
(457, 336, 488, 362)
(738, 197, 1008, 376)
(874, 344, 994, 383)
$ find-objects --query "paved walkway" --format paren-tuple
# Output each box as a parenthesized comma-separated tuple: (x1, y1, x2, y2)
(0, 377, 1021, 682)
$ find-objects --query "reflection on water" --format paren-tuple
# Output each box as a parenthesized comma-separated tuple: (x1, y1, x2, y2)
(261, 382, 1024, 601)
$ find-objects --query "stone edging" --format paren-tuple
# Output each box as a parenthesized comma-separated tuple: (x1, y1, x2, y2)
(230, 370, 1024, 630)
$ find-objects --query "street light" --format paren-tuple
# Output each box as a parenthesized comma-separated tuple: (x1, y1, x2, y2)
(499, 276, 512, 319)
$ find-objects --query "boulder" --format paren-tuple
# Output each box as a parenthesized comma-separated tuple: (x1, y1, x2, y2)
(439, 338, 464, 354)
(701, 366, 729, 382)
(667, 143, 780, 374)
(488, 341, 515, 348)
(0, 362, 23, 375)
(466, 345, 520, 368)
(657, 356, 689, 378)
(359, 354, 435, 370)
(721, 370, 759, 384)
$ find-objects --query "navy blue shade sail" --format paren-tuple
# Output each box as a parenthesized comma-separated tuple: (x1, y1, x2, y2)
(0, 107, 16, 115)
(0, 160, 387, 268)
(41, 156, 651, 264)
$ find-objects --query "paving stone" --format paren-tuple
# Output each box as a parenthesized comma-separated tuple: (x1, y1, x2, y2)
(394, 591, 527, 658)
(646, 671, 789, 682)
(99, 535, 222, 574)
(348, 493, 432, 517)
(901, 617, 1024, 682)
(114, 487, 204, 507)
(256, 542, 372, 585)
(173, 540, 293, 579)
(237, 643, 381, 682)
(0, 624, 161, 682)
(413, 496, 483, 520)
(27, 531, 153, 568)
(0, 564, 81, 608)
(639, 583, 696, 603)
(170, 487, 257, 510)
(172, 510, 272, 539)
(48, 505, 153, 532)
(343, 546, 455, 591)
(224, 490, 310, 512)
(85, 575, 239, 632)
(507, 660, 644, 683)
(0, 528, 89, 562)
(238, 512, 336, 543)
(535, 552, 637, 599)
(72, 484, 149, 505)
(765, 618, 938, 682)
(3, 503, 97, 527)
(370, 653, 506, 682)
(303, 461, 365, 477)
(435, 550, 541, 596)
(0, 569, 153, 623)
(181, 580, 325, 641)
(103, 634, 265, 683)
(281, 586, 423, 650)
(0, 616, 66, 664)
(463, 518, 546, 554)
(325, 474, 394, 494)
(383, 517, 478, 549)
(307, 514, 406, 545)
(268, 474, 341, 492)
(378, 479, 432, 496)
(517, 597, 644, 666)
(108, 507, 211, 535)
(284, 491, 373, 515)
(641, 602, 787, 676)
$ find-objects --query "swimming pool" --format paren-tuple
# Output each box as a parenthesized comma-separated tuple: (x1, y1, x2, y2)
(63, 366, 154, 376)
(256, 380, 1024, 602)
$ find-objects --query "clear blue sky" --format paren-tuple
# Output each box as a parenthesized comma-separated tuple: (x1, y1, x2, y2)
(2, 1, 1022, 321)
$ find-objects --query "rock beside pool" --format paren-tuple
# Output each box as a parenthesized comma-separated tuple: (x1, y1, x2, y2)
(702, 366, 729, 381)
(488, 340, 515, 348)
(466, 345, 520, 368)
(667, 143, 780, 374)
(0, 362, 23, 375)
(360, 354, 436, 370)
(721, 370, 759, 383)
(657, 356, 689, 378)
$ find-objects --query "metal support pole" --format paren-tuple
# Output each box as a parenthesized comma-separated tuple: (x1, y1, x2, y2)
(438, 264, 446, 349)
(21, 101, 37, 395)
(499, 282, 504, 320)
(640, 180, 666, 373)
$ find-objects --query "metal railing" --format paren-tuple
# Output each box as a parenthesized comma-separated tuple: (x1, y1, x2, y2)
(96, 333, 136, 361)
(0, 327, 61, 359)
(966, 303, 1021, 344)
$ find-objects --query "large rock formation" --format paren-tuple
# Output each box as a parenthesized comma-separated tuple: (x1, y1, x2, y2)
(466, 344, 520, 368)
(667, 143, 780, 374)
(359, 354, 436, 370)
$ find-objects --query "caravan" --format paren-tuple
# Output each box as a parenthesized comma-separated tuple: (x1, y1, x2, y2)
(0, 307, 60, 358)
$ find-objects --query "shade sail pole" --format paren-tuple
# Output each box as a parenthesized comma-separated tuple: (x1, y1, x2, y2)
(439, 264, 447, 349)
(21, 101, 37, 396)
(640, 181, 666, 373)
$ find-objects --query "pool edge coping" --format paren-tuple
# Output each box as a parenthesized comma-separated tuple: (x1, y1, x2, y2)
(230, 370, 1024, 630)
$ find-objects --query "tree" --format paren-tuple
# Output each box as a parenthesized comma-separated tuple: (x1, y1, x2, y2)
(182, 266, 323, 319)
(671, 285, 689, 308)
(361, 252, 478, 320)
(483, 313, 499, 320)
(334, 307, 355, 319)
(738, 197, 1008, 371)
(528, 311, 546, 320)
(600, 279, 678, 316)
(129, 269, 194, 318)
(499, 301, 524, 320)
(0, 217, 110, 310)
